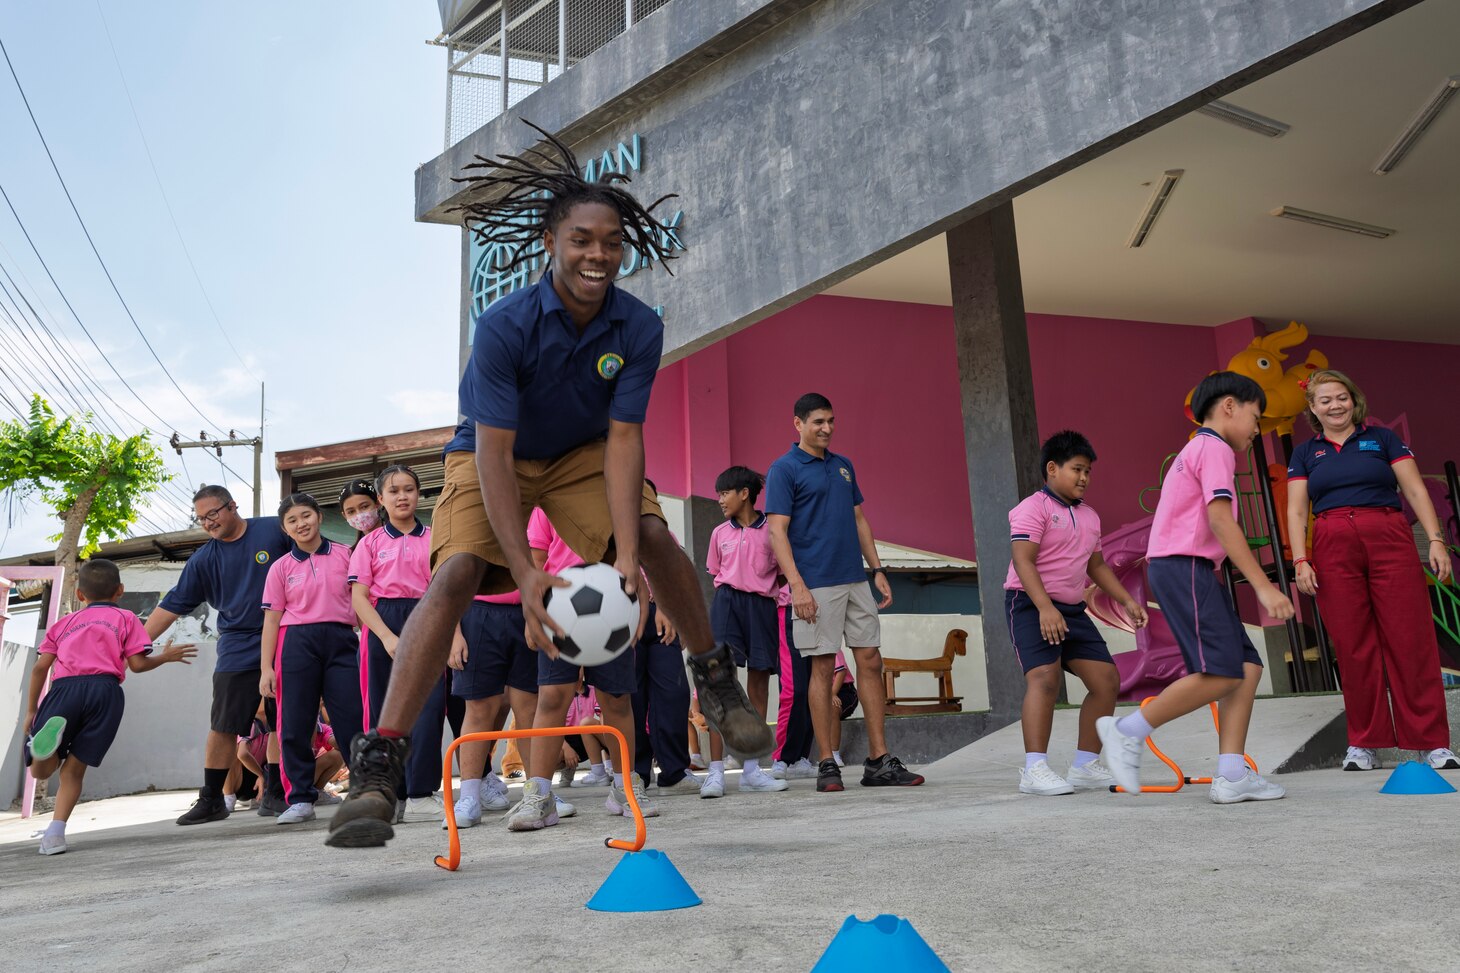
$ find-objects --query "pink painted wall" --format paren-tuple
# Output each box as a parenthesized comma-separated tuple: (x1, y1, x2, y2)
(644, 295, 1460, 561)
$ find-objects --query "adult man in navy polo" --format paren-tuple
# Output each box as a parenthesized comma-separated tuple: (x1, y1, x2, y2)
(146, 485, 291, 824)
(766, 392, 925, 793)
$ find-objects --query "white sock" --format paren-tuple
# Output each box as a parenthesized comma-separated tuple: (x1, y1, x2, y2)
(45, 820, 66, 837)
(530, 776, 552, 796)
(710, 760, 724, 774)
(460, 778, 482, 803)
(1072, 749, 1099, 769)
(832, 750, 843, 764)
(223, 794, 237, 811)
(1025, 752, 1047, 770)
(690, 753, 703, 766)
(603, 757, 614, 775)
(1216, 754, 1248, 782)
(743, 757, 760, 775)
(612, 772, 624, 789)
(589, 761, 604, 776)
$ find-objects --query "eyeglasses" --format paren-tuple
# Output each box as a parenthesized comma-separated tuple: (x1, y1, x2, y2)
(198, 501, 235, 525)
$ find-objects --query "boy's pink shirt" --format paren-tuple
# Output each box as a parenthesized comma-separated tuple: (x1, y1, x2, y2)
(527, 507, 584, 575)
(261, 539, 356, 626)
(1146, 428, 1239, 565)
(348, 521, 431, 600)
(706, 514, 781, 598)
(41, 603, 152, 682)
(1003, 489, 1103, 604)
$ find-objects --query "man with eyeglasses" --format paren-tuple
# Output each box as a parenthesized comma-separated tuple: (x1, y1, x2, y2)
(145, 485, 291, 825)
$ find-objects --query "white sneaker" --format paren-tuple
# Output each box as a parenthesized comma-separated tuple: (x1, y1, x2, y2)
(38, 833, 68, 856)
(572, 766, 612, 788)
(444, 797, 481, 830)
(555, 794, 577, 818)
(657, 771, 704, 796)
(1427, 748, 1460, 770)
(724, 755, 741, 770)
(769, 760, 788, 779)
(782, 758, 817, 779)
(1066, 760, 1116, 791)
(313, 791, 342, 806)
(1210, 770, 1286, 803)
(606, 776, 660, 818)
(739, 768, 789, 792)
(276, 802, 317, 825)
(482, 775, 510, 811)
(506, 780, 559, 831)
(1096, 716, 1143, 794)
(1019, 759, 1075, 796)
(1342, 747, 1379, 772)
(700, 767, 725, 799)
(401, 794, 445, 823)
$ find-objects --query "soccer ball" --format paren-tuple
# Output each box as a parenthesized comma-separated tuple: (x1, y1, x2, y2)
(543, 563, 640, 666)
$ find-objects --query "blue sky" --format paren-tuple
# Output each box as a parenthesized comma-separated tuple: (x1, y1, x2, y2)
(0, 2, 461, 558)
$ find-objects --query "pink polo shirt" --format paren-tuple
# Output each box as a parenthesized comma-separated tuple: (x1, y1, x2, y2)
(527, 507, 585, 575)
(348, 520, 431, 600)
(1147, 428, 1239, 565)
(707, 513, 780, 598)
(261, 539, 356, 626)
(1003, 487, 1103, 604)
(41, 603, 152, 682)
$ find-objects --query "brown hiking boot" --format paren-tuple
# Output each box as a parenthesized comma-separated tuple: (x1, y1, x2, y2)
(687, 643, 774, 759)
(325, 731, 407, 848)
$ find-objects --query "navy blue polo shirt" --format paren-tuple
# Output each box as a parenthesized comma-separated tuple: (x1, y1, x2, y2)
(443, 418, 473, 457)
(765, 444, 867, 589)
(1287, 425, 1415, 514)
(158, 517, 292, 672)
(458, 271, 664, 460)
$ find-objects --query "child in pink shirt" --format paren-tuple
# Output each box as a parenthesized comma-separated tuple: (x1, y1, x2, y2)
(25, 559, 195, 855)
(1005, 431, 1146, 797)
(1100, 373, 1294, 804)
(260, 492, 364, 824)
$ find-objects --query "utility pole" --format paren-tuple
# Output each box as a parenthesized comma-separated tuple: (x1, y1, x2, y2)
(170, 384, 266, 517)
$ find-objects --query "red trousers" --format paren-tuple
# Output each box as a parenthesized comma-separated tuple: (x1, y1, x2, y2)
(1314, 506, 1450, 750)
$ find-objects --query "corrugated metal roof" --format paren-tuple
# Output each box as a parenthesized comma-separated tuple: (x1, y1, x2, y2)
(874, 541, 976, 572)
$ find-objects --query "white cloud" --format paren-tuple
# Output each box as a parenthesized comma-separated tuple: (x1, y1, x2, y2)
(386, 389, 457, 425)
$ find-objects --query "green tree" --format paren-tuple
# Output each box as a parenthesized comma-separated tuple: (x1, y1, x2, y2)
(0, 395, 170, 611)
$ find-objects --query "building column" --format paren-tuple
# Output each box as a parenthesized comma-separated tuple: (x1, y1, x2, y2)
(947, 202, 1041, 723)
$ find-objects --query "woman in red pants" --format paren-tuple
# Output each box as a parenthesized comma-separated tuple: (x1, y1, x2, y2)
(1286, 369, 1456, 772)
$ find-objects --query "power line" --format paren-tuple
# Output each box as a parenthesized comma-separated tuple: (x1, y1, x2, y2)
(0, 31, 226, 435)
(93, 1, 259, 384)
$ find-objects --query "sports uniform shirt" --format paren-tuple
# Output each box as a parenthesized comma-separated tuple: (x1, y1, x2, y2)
(1003, 487, 1103, 604)
(261, 539, 355, 627)
(159, 517, 292, 672)
(765, 444, 867, 590)
(1287, 424, 1414, 514)
(41, 603, 152, 682)
(348, 520, 431, 600)
(707, 514, 780, 598)
(1147, 428, 1239, 566)
(458, 271, 664, 460)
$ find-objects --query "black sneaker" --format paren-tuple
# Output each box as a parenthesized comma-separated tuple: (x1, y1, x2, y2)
(687, 643, 774, 759)
(176, 788, 230, 825)
(861, 753, 925, 787)
(816, 758, 844, 793)
(256, 791, 288, 817)
(325, 731, 408, 848)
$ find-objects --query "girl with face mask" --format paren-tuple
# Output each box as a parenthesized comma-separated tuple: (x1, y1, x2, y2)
(339, 479, 383, 536)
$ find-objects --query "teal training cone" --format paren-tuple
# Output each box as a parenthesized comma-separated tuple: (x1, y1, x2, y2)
(1380, 760, 1456, 795)
(812, 914, 950, 972)
(586, 849, 702, 912)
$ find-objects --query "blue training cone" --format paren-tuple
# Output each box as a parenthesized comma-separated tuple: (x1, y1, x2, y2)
(1380, 760, 1456, 795)
(586, 849, 702, 912)
(812, 914, 950, 972)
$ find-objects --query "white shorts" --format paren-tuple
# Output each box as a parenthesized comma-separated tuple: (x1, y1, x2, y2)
(792, 582, 881, 656)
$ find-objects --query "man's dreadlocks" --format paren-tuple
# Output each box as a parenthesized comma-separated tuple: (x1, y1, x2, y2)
(450, 119, 679, 277)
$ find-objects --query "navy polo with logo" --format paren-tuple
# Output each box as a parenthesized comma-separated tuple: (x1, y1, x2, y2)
(765, 444, 867, 589)
(159, 517, 292, 672)
(458, 270, 664, 460)
(1287, 424, 1415, 514)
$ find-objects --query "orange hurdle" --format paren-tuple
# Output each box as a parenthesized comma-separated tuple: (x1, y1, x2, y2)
(1110, 697, 1258, 794)
(435, 724, 646, 871)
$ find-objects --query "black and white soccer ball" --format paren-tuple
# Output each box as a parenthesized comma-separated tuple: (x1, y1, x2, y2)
(543, 563, 640, 666)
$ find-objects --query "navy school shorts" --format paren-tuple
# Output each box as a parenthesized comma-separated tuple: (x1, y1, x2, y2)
(1004, 590, 1115, 674)
(711, 585, 780, 671)
(539, 640, 637, 697)
(452, 600, 539, 700)
(29, 674, 125, 767)
(1146, 556, 1263, 678)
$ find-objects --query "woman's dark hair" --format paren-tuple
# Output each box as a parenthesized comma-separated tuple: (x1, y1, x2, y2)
(451, 118, 680, 278)
(715, 466, 765, 504)
(374, 464, 421, 495)
(277, 492, 321, 519)
(794, 392, 833, 421)
(337, 478, 377, 507)
(1192, 371, 1267, 422)
(1039, 431, 1097, 474)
